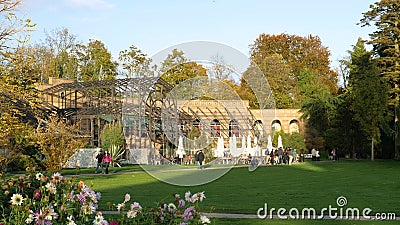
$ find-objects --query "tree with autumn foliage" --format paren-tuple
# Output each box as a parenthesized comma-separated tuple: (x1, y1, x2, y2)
(36, 115, 85, 170)
(160, 49, 207, 87)
(250, 33, 338, 104)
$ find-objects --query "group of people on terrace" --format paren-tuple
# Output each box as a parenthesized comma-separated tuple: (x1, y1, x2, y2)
(263, 147, 304, 165)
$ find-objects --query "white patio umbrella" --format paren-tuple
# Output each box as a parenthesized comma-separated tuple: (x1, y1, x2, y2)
(277, 135, 283, 149)
(230, 135, 240, 157)
(267, 135, 273, 152)
(247, 134, 253, 155)
(216, 136, 225, 157)
(254, 136, 260, 156)
(176, 136, 185, 163)
(241, 136, 246, 154)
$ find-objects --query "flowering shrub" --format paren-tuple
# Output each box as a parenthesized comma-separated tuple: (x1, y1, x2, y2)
(0, 167, 102, 225)
(0, 168, 213, 225)
(111, 191, 212, 224)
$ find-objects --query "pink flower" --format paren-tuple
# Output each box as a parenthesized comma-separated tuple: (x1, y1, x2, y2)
(18, 181, 23, 189)
(33, 189, 41, 199)
(130, 202, 142, 211)
(109, 221, 118, 225)
(124, 193, 130, 203)
(183, 206, 195, 221)
(178, 199, 185, 208)
(51, 172, 63, 183)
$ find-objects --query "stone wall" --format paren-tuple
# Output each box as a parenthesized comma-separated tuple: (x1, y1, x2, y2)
(64, 148, 100, 168)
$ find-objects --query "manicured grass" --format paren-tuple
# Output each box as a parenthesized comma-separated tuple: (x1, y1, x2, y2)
(72, 160, 400, 223)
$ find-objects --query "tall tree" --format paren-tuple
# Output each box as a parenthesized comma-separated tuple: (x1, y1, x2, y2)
(359, 0, 400, 159)
(119, 44, 155, 78)
(159, 49, 207, 87)
(0, 0, 35, 51)
(250, 33, 338, 95)
(257, 53, 298, 108)
(349, 39, 388, 161)
(299, 69, 334, 150)
(76, 39, 118, 81)
(209, 54, 232, 81)
(41, 27, 80, 81)
(0, 45, 42, 163)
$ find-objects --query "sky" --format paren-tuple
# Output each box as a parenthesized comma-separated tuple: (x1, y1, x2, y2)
(20, 0, 377, 70)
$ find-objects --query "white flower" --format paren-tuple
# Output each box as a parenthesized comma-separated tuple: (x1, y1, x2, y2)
(185, 191, 191, 201)
(93, 214, 105, 225)
(45, 182, 57, 194)
(117, 203, 125, 212)
(200, 215, 211, 224)
(35, 172, 44, 181)
(25, 213, 34, 223)
(198, 191, 206, 202)
(126, 210, 138, 218)
(167, 203, 177, 213)
(67, 215, 77, 225)
(190, 194, 199, 203)
(10, 193, 24, 206)
(81, 204, 96, 215)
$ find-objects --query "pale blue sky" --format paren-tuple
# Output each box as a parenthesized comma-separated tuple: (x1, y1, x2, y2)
(21, 0, 376, 69)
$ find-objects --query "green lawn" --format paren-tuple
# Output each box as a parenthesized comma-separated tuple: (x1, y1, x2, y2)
(72, 160, 399, 224)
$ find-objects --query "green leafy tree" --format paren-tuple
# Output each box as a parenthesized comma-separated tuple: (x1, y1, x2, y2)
(0, 0, 39, 169)
(349, 39, 388, 160)
(299, 69, 333, 132)
(119, 44, 155, 78)
(76, 39, 118, 81)
(35, 27, 80, 82)
(272, 130, 306, 150)
(0, 45, 43, 167)
(257, 53, 298, 108)
(100, 122, 125, 153)
(160, 49, 207, 87)
(359, 0, 400, 159)
(238, 62, 276, 109)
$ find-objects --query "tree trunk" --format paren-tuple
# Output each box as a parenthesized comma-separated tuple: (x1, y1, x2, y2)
(371, 138, 375, 161)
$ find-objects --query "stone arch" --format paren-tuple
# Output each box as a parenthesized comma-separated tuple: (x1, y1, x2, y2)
(210, 119, 221, 138)
(254, 120, 263, 137)
(193, 119, 201, 130)
(289, 119, 299, 133)
(229, 119, 239, 137)
(271, 119, 281, 132)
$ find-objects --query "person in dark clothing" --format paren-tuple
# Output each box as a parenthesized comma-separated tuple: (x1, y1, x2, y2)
(197, 150, 205, 169)
(95, 150, 104, 174)
(299, 149, 305, 162)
